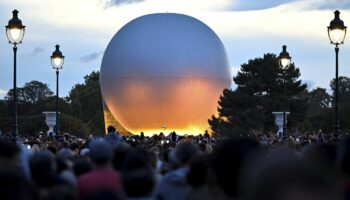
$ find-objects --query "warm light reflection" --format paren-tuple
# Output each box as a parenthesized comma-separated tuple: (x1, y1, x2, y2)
(102, 76, 229, 136)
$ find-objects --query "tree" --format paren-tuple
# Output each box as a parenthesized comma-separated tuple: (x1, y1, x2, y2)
(0, 80, 89, 136)
(6, 80, 53, 103)
(67, 71, 104, 134)
(209, 53, 307, 137)
(330, 76, 350, 133)
(300, 88, 332, 133)
(0, 74, 104, 137)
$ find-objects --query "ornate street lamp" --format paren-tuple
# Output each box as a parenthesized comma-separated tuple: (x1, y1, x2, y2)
(278, 45, 291, 137)
(6, 10, 25, 135)
(51, 45, 64, 135)
(328, 10, 346, 137)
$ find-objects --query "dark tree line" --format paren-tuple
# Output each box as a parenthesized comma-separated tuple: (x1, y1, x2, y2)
(1, 54, 350, 138)
(209, 53, 350, 137)
(0, 71, 103, 137)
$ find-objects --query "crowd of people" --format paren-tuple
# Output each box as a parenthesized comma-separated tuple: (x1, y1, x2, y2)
(0, 126, 349, 200)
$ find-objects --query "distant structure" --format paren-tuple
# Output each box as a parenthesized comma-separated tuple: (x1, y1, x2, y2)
(102, 102, 131, 136)
(100, 13, 231, 135)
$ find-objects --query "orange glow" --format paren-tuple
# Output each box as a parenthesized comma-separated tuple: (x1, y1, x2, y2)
(102, 77, 228, 136)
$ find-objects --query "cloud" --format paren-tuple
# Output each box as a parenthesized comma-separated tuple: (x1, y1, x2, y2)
(228, 0, 350, 11)
(30, 47, 44, 56)
(230, 0, 298, 11)
(103, 0, 145, 7)
(311, 0, 350, 10)
(0, 89, 7, 99)
(79, 51, 104, 63)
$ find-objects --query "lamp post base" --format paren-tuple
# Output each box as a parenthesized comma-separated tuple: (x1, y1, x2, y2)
(43, 111, 60, 136)
(272, 111, 290, 138)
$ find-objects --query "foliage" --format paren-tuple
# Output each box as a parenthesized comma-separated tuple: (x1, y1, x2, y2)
(60, 113, 90, 137)
(2, 60, 349, 137)
(209, 53, 308, 137)
(67, 71, 104, 135)
(330, 76, 350, 133)
(299, 88, 332, 133)
(6, 80, 53, 103)
(0, 72, 104, 137)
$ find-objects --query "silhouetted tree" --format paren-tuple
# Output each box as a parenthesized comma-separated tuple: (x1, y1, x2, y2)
(209, 53, 307, 137)
(67, 71, 104, 135)
(330, 76, 350, 133)
(0, 80, 88, 136)
(299, 88, 332, 133)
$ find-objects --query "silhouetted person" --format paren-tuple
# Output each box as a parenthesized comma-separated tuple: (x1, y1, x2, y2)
(212, 137, 260, 198)
(105, 126, 121, 145)
(203, 130, 210, 139)
(242, 151, 340, 200)
(154, 142, 199, 200)
(187, 154, 213, 200)
(112, 143, 131, 171)
(0, 166, 37, 200)
(0, 138, 21, 168)
(140, 132, 145, 141)
(73, 158, 93, 177)
(77, 138, 122, 198)
(30, 151, 67, 190)
(171, 132, 177, 143)
(122, 149, 155, 200)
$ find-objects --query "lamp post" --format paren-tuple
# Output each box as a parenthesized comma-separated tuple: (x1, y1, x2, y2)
(6, 10, 25, 135)
(328, 10, 347, 137)
(51, 45, 64, 135)
(278, 45, 291, 137)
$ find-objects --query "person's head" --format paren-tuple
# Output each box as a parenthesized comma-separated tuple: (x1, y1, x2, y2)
(70, 142, 80, 156)
(80, 148, 90, 157)
(122, 149, 155, 198)
(112, 143, 131, 170)
(57, 148, 74, 162)
(0, 138, 20, 166)
(29, 151, 57, 187)
(47, 145, 57, 155)
(89, 138, 113, 166)
(187, 154, 211, 188)
(171, 132, 177, 142)
(73, 158, 93, 177)
(242, 151, 340, 200)
(0, 166, 37, 200)
(172, 142, 199, 167)
(107, 126, 116, 133)
(212, 137, 260, 198)
(303, 143, 337, 172)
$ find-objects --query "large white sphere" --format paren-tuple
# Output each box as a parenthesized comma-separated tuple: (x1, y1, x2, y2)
(100, 13, 231, 135)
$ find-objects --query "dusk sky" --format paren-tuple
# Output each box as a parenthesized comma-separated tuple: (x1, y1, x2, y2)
(1, 0, 350, 99)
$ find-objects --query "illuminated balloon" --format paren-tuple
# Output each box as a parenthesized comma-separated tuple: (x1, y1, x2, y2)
(100, 13, 231, 135)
